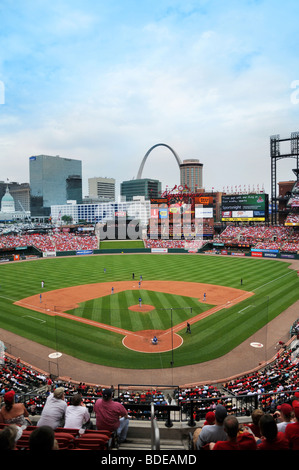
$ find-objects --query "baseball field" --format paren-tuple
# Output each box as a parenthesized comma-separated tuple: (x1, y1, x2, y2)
(1, 251, 299, 370)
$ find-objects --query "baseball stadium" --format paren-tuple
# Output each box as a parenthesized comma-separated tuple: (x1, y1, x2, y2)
(1, 141, 299, 452)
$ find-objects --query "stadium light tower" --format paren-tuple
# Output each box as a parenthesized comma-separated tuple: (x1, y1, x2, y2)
(270, 132, 299, 224)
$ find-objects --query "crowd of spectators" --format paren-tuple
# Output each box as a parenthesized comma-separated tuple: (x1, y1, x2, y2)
(144, 239, 186, 249)
(0, 232, 98, 253)
(1, 333, 299, 450)
(144, 239, 209, 250)
(215, 224, 299, 252)
(144, 223, 299, 252)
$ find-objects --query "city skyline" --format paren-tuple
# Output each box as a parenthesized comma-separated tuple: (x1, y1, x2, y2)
(1, 0, 299, 197)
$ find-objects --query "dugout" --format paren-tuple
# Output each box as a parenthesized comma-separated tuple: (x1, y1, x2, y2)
(0, 245, 42, 262)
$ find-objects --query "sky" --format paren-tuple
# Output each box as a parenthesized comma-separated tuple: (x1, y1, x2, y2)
(1, 0, 299, 198)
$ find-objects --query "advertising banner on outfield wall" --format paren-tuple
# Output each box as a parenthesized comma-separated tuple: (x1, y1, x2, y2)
(251, 251, 263, 257)
(251, 248, 279, 254)
(263, 252, 278, 258)
(76, 250, 94, 255)
(43, 251, 56, 257)
(151, 248, 168, 253)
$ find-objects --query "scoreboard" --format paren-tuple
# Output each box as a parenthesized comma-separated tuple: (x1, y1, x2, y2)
(221, 194, 269, 222)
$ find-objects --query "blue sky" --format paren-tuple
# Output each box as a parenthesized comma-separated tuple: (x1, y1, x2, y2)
(1, 0, 299, 197)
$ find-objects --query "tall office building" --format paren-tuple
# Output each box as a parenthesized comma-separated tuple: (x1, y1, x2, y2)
(180, 159, 203, 192)
(29, 154, 82, 217)
(120, 178, 162, 201)
(88, 177, 115, 201)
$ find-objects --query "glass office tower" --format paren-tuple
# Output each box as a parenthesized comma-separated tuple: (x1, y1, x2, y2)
(120, 178, 162, 201)
(29, 154, 82, 217)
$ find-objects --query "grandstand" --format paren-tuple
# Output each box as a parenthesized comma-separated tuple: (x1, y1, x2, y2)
(1, 223, 298, 255)
(213, 225, 299, 253)
(1, 327, 299, 450)
(0, 232, 98, 253)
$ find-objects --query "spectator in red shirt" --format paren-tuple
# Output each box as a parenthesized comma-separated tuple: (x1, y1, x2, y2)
(285, 400, 299, 450)
(210, 415, 257, 450)
(94, 388, 129, 445)
(257, 414, 289, 450)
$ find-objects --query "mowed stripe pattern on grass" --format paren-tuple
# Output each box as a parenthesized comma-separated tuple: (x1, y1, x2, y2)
(69, 289, 212, 332)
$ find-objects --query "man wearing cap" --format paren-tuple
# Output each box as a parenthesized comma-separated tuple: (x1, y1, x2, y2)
(195, 404, 228, 449)
(37, 387, 67, 430)
(285, 399, 299, 450)
(94, 388, 129, 444)
(275, 403, 293, 433)
(192, 411, 215, 449)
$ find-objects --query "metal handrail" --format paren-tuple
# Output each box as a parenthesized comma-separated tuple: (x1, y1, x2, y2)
(151, 403, 160, 451)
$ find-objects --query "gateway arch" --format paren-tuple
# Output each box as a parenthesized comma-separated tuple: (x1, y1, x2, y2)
(137, 143, 182, 179)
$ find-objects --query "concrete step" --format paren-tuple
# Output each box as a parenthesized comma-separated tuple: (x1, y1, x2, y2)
(116, 437, 188, 451)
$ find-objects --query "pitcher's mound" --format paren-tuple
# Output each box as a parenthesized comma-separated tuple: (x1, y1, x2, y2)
(128, 304, 155, 312)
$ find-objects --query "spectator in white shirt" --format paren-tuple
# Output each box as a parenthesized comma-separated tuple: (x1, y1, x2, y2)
(64, 394, 91, 430)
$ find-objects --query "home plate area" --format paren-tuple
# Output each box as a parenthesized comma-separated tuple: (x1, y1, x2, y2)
(122, 329, 183, 353)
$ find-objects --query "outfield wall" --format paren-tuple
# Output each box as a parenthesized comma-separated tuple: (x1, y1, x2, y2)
(51, 246, 299, 260)
(0, 244, 298, 261)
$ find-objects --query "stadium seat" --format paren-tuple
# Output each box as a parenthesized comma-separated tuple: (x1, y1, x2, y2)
(74, 435, 110, 450)
(84, 429, 112, 438)
(79, 432, 112, 448)
(54, 432, 76, 450)
(55, 426, 80, 437)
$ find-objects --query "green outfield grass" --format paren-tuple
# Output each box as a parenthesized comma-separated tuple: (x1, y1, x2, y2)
(99, 240, 145, 249)
(0, 254, 298, 369)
